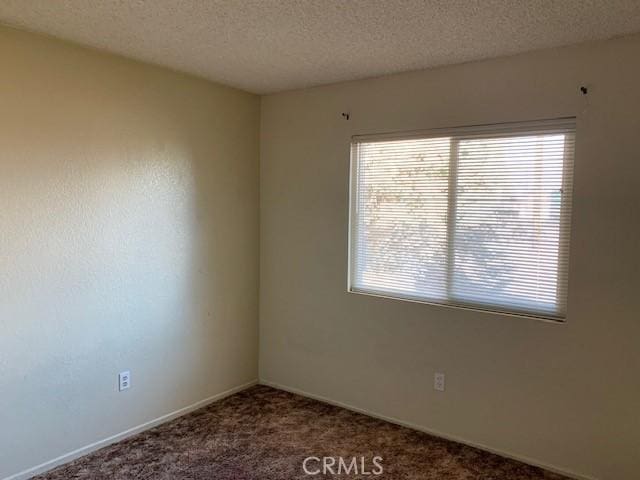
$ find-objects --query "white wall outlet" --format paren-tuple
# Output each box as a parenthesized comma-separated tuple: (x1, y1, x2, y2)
(434, 372, 445, 392)
(119, 371, 131, 391)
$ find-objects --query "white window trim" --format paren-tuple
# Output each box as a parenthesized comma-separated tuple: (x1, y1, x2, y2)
(347, 117, 576, 323)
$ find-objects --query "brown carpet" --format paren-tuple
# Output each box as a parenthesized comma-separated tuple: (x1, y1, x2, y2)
(34, 385, 568, 479)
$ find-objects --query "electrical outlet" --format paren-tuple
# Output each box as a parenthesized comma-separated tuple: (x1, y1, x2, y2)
(434, 372, 445, 392)
(119, 371, 131, 391)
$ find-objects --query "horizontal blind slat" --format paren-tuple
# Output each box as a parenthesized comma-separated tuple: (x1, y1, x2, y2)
(350, 119, 575, 319)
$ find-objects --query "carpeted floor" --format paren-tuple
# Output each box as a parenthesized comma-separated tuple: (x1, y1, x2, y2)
(34, 385, 568, 479)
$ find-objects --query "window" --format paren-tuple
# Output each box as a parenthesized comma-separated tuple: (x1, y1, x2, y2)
(348, 119, 575, 320)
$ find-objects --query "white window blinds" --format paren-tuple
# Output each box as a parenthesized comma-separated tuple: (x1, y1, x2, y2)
(349, 119, 575, 320)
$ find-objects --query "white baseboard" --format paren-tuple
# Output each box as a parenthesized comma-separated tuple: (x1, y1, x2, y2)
(259, 379, 597, 480)
(3, 379, 258, 480)
(6, 378, 597, 480)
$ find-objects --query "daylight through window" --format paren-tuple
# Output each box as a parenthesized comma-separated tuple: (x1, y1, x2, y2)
(349, 119, 575, 320)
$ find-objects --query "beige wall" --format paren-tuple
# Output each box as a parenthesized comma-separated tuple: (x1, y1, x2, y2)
(0, 27, 259, 479)
(260, 34, 640, 480)
(3, 21, 640, 480)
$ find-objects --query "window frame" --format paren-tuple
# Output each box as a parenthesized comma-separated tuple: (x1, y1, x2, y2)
(347, 118, 576, 322)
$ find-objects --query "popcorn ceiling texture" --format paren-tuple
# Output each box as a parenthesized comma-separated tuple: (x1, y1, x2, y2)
(1, 0, 640, 93)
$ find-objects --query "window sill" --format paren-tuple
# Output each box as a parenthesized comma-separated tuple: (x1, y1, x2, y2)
(347, 288, 566, 324)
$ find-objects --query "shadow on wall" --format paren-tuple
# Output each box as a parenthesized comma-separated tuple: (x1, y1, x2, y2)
(0, 120, 199, 452)
(0, 32, 259, 477)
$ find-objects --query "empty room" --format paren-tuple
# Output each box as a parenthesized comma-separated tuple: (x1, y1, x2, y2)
(1, 1, 639, 479)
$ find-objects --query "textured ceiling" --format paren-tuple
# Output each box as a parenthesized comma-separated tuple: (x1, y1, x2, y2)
(1, 0, 640, 94)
